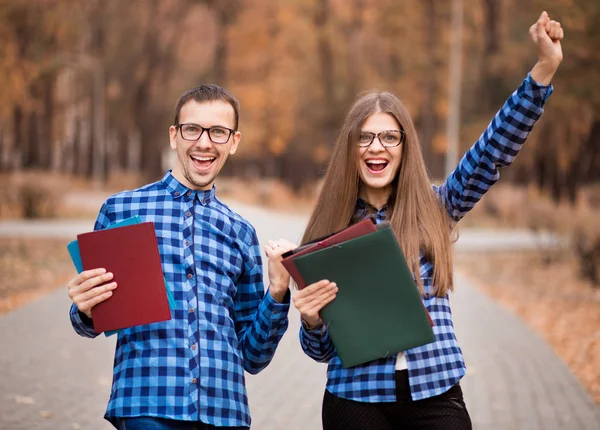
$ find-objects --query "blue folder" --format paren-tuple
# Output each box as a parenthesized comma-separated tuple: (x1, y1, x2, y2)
(67, 216, 175, 337)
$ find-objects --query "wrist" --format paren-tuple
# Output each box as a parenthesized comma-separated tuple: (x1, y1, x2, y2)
(269, 285, 288, 303)
(531, 59, 561, 86)
(301, 317, 323, 330)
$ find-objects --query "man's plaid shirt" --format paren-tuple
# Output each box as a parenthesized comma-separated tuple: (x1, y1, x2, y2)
(70, 172, 290, 428)
(300, 73, 552, 403)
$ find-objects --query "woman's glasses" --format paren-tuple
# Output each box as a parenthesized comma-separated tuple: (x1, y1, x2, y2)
(357, 130, 404, 148)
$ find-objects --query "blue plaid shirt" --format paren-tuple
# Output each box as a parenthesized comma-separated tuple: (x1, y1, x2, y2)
(70, 172, 290, 428)
(300, 73, 553, 402)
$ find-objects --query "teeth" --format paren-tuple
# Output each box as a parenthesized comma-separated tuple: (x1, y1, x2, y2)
(191, 156, 215, 161)
(366, 160, 387, 164)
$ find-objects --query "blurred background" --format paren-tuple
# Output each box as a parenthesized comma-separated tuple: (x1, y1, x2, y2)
(0, 0, 599, 422)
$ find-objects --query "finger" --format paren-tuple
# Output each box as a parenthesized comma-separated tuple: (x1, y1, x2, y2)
(558, 27, 564, 40)
(264, 245, 273, 258)
(69, 268, 107, 289)
(548, 21, 559, 39)
(293, 282, 337, 307)
(298, 290, 337, 317)
(77, 288, 115, 314)
(296, 279, 332, 297)
(536, 11, 549, 38)
(278, 239, 297, 250)
(75, 281, 117, 304)
(71, 272, 114, 297)
(265, 246, 285, 260)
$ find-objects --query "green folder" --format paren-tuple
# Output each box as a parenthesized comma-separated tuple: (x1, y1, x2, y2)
(294, 227, 435, 368)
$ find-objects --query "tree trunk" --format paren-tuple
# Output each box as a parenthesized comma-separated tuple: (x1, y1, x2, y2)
(42, 74, 54, 170)
(315, 0, 338, 149)
(13, 107, 25, 171)
(346, 0, 365, 103)
(480, 0, 503, 112)
(420, 0, 441, 176)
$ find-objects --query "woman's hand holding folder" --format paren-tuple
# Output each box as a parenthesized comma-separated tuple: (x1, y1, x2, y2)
(293, 280, 338, 329)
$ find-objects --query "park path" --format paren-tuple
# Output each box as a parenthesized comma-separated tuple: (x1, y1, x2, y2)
(0, 201, 598, 429)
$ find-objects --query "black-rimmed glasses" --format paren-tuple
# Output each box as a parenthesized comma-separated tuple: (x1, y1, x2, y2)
(176, 123, 236, 144)
(357, 130, 404, 148)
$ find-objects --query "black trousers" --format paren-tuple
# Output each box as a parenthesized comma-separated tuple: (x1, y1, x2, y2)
(322, 370, 472, 430)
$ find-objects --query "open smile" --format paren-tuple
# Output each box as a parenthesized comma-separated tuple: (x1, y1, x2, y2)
(190, 154, 216, 172)
(364, 158, 389, 174)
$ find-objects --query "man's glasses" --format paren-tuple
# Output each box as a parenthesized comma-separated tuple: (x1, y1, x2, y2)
(357, 130, 404, 148)
(176, 123, 235, 144)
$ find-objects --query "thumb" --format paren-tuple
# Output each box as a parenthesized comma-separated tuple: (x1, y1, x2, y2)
(536, 11, 549, 37)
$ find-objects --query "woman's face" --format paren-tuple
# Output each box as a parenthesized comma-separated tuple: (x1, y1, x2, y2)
(356, 112, 403, 195)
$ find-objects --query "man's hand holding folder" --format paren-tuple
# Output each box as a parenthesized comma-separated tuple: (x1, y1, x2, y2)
(283, 219, 435, 368)
(67, 219, 172, 334)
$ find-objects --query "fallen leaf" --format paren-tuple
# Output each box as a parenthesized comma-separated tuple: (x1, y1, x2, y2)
(40, 410, 53, 418)
(14, 396, 35, 405)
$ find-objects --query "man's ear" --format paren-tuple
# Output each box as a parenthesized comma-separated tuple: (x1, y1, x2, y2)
(229, 131, 241, 155)
(169, 126, 178, 150)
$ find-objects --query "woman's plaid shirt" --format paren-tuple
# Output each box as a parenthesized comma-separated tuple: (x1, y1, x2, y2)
(300, 73, 553, 403)
(70, 172, 290, 428)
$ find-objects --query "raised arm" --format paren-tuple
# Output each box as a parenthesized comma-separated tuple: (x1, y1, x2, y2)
(436, 11, 563, 222)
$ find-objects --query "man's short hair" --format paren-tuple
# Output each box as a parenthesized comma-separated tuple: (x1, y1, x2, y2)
(173, 84, 240, 130)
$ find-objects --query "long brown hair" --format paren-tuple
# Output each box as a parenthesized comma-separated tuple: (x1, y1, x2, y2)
(302, 91, 455, 297)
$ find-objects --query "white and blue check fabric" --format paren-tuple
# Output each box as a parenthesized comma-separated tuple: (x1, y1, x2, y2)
(70, 172, 290, 428)
(300, 73, 553, 402)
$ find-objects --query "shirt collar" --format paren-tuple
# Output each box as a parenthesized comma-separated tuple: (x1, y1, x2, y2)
(356, 197, 391, 213)
(161, 170, 215, 205)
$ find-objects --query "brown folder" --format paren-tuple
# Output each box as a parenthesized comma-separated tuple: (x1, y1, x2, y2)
(281, 219, 377, 289)
(77, 222, 171, 333)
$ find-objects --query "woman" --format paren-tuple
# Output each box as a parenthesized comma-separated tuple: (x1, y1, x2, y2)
(292, 11, 564, 430)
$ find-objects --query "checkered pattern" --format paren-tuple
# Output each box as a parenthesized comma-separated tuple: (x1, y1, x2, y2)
(300, 73, 553, 402)
(70, 172, 290, 428)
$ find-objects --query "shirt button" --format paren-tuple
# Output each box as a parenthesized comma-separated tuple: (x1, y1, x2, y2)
(191, 344, 197, 350)
(191, 378, 197, 384)
(174, 191, 180, 196)
(187, 191, 192, 196)
(187, 273, 193, 279)
(189, 308, 195, 313)
(186, 211, 191, 217)
(185, 240, 190, 246)
(201, 199, 206, 205)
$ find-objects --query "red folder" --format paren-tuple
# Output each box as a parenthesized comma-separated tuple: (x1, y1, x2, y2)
(282, 219, 377, 289)
(77, 222, 171, 333)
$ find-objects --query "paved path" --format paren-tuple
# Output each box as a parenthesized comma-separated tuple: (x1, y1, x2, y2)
(0, 202, 598, 429)
(0, 218, 563, 252)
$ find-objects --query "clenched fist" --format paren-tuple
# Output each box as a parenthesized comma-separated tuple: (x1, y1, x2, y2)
(529, 11, 564, 85)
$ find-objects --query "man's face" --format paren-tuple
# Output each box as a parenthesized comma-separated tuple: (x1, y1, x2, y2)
(169, 100, 240, 190)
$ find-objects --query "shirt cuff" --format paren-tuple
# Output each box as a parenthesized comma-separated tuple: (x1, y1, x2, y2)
(301, 320, 326, 338)
(70, 305, 94, 328)
(259, 288, 291, 323)
(525, 72, 553, 104)
(69, 303, 98, 337)
(77, 310, 94, 327)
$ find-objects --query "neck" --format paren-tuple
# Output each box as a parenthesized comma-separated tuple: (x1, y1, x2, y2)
(359, 184, 393, 210)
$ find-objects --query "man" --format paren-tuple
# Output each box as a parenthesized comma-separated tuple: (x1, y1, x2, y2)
(68, 84, 294, 430)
